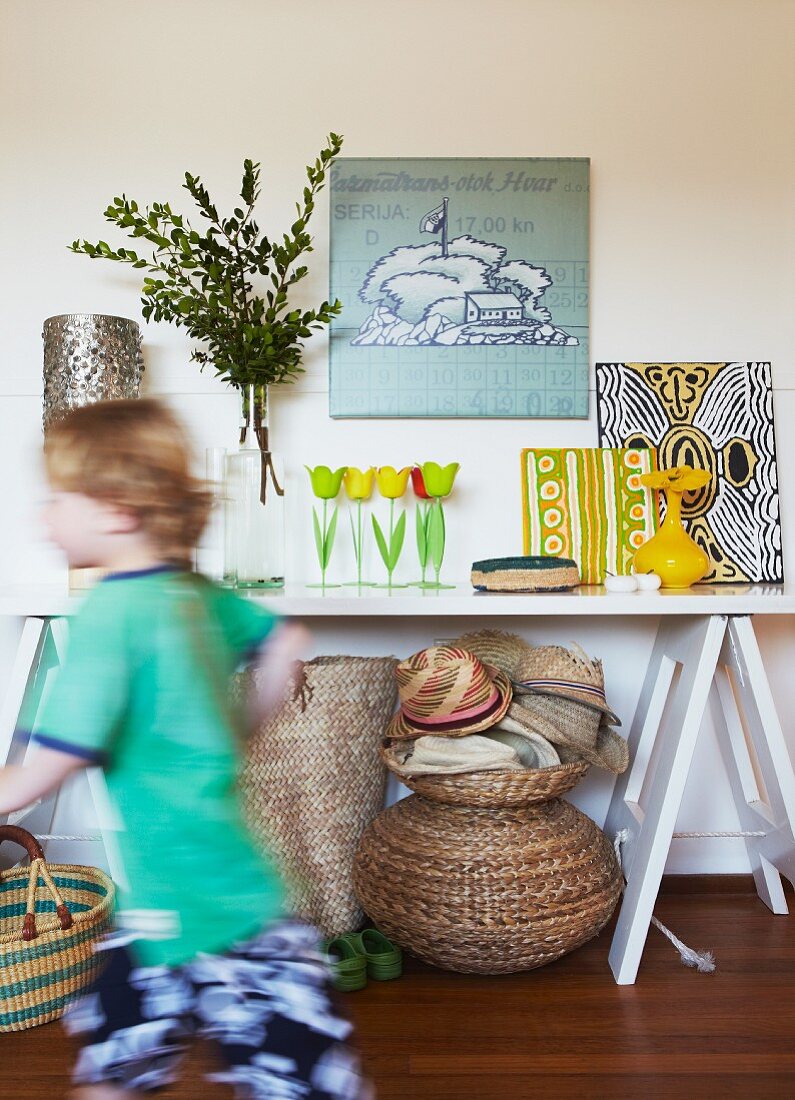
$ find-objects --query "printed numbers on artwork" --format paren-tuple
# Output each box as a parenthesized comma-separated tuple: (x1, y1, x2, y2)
(429, 393, 456, 414)
(452, 215, 506, 235)
(401, 368, 425, 383)
(548, 395, 574, 415)
(490, 390, 515, 415)
(490, 368, 513, 386)
(463, 391, 485, 412)
(461, 368, 484, 383)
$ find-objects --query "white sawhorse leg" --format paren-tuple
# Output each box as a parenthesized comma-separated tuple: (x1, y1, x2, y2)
(712, 617, 795, 914)
(605, 613, 795, 985)
(0, 615, 128, 889)
(604, 614, 727, 985)
(0, 616, 57, 839)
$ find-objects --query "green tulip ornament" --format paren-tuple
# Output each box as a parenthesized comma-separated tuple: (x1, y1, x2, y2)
(306, 465, 347, 588)
(412, 462, 460, 589)
(372, 467, 411, 588)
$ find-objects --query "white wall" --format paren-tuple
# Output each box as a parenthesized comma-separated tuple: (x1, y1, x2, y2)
(1, 0, 793, 871)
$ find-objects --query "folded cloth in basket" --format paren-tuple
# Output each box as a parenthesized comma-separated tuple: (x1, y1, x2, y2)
(385, 724, 560, 776)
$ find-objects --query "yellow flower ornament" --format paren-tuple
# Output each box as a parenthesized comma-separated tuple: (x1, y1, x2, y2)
(640, 465, 712, 493)
(344, 466, 375, 501)
(375, 466, 411, 499)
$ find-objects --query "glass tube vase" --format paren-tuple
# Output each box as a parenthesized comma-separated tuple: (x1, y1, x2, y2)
(224, 385, 285, 589)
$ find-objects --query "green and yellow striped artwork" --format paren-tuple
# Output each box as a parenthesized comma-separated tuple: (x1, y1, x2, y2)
(521, 447, 659, 584)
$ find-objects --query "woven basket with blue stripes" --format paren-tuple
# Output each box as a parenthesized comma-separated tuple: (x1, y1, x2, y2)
(0, 826, 114, 1031)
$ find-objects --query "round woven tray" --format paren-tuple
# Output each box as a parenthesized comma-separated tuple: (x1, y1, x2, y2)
(354, 794, 621, 974)
(382, 744, 589, 806)
(471, 556, 580, 592)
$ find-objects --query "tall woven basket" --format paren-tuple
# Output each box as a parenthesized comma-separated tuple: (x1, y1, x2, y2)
(241, 656, 398, 938)
(354, 761, 621, 974)
(0, 826, 115, 1032)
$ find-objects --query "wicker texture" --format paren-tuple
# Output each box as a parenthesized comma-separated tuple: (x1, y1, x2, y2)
(354, 792, 621, 974)
(471, 557, 580, 592)
(451, 630, 531, 680)
(241, 656, 398, 938)
(0, 829, 115, 1032)
(471, 566, 578, 591)
(383, 745, 589, 806)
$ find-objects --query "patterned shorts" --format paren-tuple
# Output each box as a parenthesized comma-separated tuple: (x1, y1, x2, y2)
(65, 920, 371, 1099)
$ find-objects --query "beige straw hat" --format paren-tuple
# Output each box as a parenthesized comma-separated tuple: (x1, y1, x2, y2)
(504, 697, 629, 774)
(451, 630, 532, 680)
(511, 644, 622, 727)
(387, 645, 512, 740)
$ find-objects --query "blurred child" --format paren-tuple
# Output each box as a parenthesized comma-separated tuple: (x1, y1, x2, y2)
(0, 399, 370, 1100)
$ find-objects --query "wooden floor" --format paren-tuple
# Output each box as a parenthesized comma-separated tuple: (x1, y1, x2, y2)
(4, 882, 795, 1099)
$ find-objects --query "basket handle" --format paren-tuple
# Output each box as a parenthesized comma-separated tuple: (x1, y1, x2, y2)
(0, 825, 73, 940)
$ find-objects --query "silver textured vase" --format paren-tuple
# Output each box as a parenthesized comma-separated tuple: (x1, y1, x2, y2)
(42, 314, 144, 430)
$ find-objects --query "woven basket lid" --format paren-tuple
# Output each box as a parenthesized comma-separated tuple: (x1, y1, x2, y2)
(471, 555, 580, 592)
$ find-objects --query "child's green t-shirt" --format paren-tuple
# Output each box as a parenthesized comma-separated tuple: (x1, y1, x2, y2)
(33, 566, 285, 967)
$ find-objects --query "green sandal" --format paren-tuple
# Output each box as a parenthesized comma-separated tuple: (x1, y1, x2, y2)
(343, 928, 403, 981)
(322, 936, 368, 992)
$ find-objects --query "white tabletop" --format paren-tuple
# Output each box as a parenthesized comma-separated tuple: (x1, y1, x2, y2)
(2, 582, 795, 618)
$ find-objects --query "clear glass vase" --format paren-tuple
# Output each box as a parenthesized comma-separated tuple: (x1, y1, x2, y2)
(224, 384, 285, 589)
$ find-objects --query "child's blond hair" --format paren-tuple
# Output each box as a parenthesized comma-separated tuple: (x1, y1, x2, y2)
(45, 399, 211, 567)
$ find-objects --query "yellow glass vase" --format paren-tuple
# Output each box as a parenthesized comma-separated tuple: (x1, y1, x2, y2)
(633, 486, 709, 588)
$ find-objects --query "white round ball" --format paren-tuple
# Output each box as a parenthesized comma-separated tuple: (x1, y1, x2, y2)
(604, 574, 638, 592)
(635, 572, 662, 591)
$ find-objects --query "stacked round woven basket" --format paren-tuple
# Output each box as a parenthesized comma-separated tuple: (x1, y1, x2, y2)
(353, 631, 623, 975)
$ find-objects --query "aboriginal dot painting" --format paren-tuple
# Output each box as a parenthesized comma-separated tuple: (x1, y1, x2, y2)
(521, 448, 660, 585)
(596, 362, 782, 584)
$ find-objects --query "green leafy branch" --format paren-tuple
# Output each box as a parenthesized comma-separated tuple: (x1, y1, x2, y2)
(69, 134, 344, 390)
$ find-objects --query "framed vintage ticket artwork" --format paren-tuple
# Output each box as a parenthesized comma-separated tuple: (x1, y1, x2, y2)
(329, 157, 589, 418)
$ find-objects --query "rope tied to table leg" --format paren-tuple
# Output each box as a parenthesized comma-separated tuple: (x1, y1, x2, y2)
(613, 829, 716, 974)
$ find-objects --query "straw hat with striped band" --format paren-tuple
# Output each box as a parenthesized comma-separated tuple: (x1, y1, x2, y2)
(511, 644, 621, 727)
(502, 698, 629, 774)
(388, 645, 512, 740)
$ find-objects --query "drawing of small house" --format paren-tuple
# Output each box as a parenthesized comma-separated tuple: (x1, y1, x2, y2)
(465, 292, 524, 322)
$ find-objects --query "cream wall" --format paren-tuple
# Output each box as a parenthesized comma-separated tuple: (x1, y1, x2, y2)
(1, 0, 793, 872)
